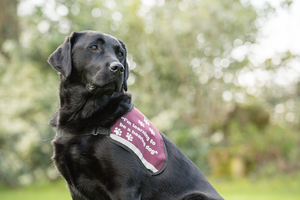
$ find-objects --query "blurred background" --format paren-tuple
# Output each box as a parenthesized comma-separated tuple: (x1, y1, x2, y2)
(0, 0, 299, 199)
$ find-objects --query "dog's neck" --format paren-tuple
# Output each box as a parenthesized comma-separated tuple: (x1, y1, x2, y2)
(50, 80, 132, 135)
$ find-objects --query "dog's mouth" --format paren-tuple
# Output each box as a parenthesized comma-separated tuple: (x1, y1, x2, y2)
(87, 84, 97, 92)
(86, 80, 122, 95)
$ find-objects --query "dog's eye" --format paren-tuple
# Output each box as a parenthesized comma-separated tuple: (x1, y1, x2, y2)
(91, 45, 98, 50)
(117, 52, 123, 57)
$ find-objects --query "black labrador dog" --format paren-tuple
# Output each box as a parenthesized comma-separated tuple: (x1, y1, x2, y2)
(48, 30, 223, 200)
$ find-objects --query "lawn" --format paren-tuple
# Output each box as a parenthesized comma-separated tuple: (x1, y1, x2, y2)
(211, 174, 300, 200)
(0, 180, 72, 200)
(0, 175, 299, 200)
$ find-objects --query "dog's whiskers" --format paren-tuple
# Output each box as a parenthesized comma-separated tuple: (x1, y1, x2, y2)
(42, 137, 55, 142)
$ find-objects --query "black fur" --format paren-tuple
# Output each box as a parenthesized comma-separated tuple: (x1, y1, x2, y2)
(48, 30, 224, 200)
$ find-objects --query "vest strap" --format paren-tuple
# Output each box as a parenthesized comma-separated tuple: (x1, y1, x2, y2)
(56, 127, 110, 137)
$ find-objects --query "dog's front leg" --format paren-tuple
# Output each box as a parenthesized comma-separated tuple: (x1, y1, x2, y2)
(110, 186, 142, 200)
(68, 184, 89, 200)
(68, 183, 113, 200)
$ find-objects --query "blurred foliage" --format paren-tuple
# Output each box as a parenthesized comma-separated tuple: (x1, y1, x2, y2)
(0, 0, 299, 186)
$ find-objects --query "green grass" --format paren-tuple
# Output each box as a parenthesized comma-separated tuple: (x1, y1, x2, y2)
(209, 174, 300, 200)
(0, 180, 72, 200)
(0, 175, 299, 200)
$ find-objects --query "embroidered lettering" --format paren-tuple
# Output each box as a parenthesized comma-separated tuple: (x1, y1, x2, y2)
(142, 131, 150, 142)
(146, 145, 158, 155)
(132, 123, 143, 133)
(150, 139, 156, 146)
(110, 107, 166, 173)
(132, 130, 146, 147)
(121, 116, 132, 126)
(120, 122, 126, 129)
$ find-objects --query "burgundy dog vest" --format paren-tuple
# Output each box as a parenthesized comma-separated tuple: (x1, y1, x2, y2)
(110, 107, 167, 174)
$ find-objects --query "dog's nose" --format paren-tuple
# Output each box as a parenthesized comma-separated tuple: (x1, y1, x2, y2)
(109, 62, 124, 75)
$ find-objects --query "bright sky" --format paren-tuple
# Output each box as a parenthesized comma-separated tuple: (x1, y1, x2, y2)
(250, 0, 300, 59)
(242, 0, 300, 90)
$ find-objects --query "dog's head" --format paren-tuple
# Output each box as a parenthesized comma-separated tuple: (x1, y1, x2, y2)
(48, 31, 129, 96)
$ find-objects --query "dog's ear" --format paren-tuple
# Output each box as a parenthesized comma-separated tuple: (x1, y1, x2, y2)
(118, 40, 129, 91)
(48, 32, 78, 79)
